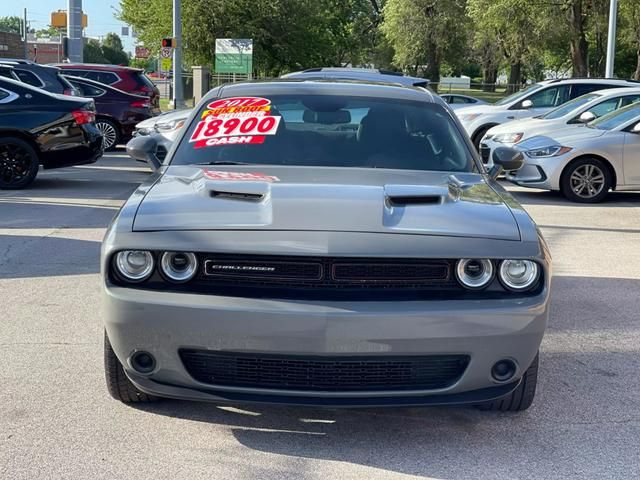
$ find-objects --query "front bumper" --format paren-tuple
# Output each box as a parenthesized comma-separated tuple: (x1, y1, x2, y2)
(505, 153, 571, 191)
(104, 283, 549, 406)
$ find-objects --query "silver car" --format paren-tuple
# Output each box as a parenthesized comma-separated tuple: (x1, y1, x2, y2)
(508, 102, 640, 202)
(103, 80, 551, 410)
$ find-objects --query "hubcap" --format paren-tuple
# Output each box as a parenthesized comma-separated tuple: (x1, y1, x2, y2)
(96, 122, 117, 149)
(570, 164, 605, 198)
(0, 143, 33, 185)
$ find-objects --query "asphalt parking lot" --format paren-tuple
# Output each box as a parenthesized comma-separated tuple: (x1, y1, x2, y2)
(1, 152, 639, 480)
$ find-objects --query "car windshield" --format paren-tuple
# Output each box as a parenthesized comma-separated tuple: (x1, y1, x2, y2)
(493, 83, 542, 106)
(172, 94, 473, 172)
(541, 93, 600, 119)
(588, 102, 640, 130)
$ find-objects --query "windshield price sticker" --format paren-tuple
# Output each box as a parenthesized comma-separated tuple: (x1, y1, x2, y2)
(190, 97, 281, 148)
(202, 169, 280, 183)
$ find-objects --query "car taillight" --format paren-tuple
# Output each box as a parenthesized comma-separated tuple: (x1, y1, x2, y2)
(72, 110, 96, 125)
(63, 88, 77, 96)
(131, 99, 151, 108)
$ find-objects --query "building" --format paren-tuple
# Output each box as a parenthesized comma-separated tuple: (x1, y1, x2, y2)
(0, 32, 26, 59)
(28, 36, 65, 64)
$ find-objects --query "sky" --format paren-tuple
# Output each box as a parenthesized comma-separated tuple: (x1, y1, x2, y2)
(5, 1, 136, 53)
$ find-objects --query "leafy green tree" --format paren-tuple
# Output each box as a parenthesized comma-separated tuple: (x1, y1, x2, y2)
(84, 39, 108, 64)
(102, 33, 129, 65)
(620, 0, 640, 79)
(0, 16, 22, 35)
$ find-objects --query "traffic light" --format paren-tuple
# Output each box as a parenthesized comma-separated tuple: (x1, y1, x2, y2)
(161, 38, 175, 48)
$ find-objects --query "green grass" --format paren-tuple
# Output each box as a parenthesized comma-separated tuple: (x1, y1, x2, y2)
(160, 98, 195, 112)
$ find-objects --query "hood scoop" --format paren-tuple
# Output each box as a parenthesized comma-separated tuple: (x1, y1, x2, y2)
(384, 184, 456, 206)
(209, 190, 265, 202)
(207, 181, 269, 202)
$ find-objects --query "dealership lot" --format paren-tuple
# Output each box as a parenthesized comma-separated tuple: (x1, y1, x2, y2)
(0, 152, 639, 479)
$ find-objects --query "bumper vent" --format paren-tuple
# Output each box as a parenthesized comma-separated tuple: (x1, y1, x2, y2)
(180, 350, 470, 392)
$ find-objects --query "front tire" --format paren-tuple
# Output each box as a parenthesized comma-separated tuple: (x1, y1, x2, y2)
(477, 353, 538, 412)
(104, 332, 159, 403)
(0, 137, 39, 189)
(95, 119, 120, 151)
(560, 157, 612, 203)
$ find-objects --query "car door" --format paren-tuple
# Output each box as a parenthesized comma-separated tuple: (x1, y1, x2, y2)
(516, 85, 570, 119)
(622, 122, 640, 186)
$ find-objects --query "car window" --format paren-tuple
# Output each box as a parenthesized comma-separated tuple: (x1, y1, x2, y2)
(452, 96, 469, 104)
(527, 85, 570, 108)
(541, 93, 600, 120)
(494, 83, 542, 106)
(173, 94, 473, 173)
(70, 81, 105, 97)
(0, 89, 10, 101)
(14, 69, 44, 88)
(0, 69, 15, 80)
(589, 103, 640, 130)
(85, 71, 119, 85)
(589, 98, 624, 118)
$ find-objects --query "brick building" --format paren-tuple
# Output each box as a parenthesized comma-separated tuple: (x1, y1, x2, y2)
(28, 39, 65, 64)
(0, 32, 26, 59)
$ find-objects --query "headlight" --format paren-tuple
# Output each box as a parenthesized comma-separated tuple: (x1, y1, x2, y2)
(498, 260, 540, 291)
(459, 113, 481, 122)
(524, 145, 572, 158)
(455, 259, 494, 290)
(493, 132, 524, 144)
(160, 252, 198, 282)
(155, 119, 186, 132)
(115, 250, 154, 282)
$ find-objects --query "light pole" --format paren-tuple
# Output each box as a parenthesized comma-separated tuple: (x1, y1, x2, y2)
(67, 0, 83, 62)
(170, 0, 185, 109)
(605, 0, 618, 77)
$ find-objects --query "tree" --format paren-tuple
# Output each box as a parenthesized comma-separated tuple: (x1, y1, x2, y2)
(102, 33, 129, 65)
(84, 39, 108, 63)
(0, 16, 22, 35)
(620, 0, 640, 79)
(381, 0, 468, 88)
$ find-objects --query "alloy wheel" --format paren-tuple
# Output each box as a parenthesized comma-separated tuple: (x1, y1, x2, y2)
(0, 143, 33, 186)
(569, 163, 605, 199)
(96, 121, 118, 150)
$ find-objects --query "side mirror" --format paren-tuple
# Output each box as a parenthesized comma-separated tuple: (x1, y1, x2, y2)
(488, 146, 525, 179)
(578, 111, 596, 123)
(126, 135, 161, 171)
(521, 99, 533, 109)
(631, 122, 640, 134)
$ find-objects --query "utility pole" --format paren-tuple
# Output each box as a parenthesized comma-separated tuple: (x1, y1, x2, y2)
(605, 0, 618, 77)
(67, 0, 83, 63)
(23, 8, 28, 60)
(170, 0, 185, 109)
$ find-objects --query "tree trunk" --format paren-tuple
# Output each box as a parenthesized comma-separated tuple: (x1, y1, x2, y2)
(482, 67, 497, 92)
(507, 62, 521, 94)
(424, 43, 440, 92)
(567, 0, 589, 77)
(635, 49, 640, 80)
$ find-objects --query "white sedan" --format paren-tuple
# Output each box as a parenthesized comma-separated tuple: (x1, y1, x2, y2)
(480, 87, 640, 164)
(508, 103, 640, 202)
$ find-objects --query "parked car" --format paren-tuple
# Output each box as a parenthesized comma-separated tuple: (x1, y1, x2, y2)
(456, 78, 640, 148)
(0, 77, 102, 189)
(480, 87, 640, 164)
(64, 75, 161, 150)
(131, 108, 192, 160)
(54, 63, 160, 107)
(282, 67, 430, 88)
(440, 93, 488, 110)
(508, 102, 640, 202)
(0, 59, 78, 96)
(104, 79, 550, 411)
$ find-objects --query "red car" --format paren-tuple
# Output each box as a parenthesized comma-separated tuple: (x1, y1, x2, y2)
(54, 64, 160, 108)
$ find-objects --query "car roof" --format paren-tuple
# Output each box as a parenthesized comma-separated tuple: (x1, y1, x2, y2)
(54, 63, 143, 73)
(63, 74, 147, 97)
(207, 79, 437, 104)
(0, 59, 60, 72)
(538, 78, 640, 86)
(282, 68, 429, 87)
(587, 86, 640, 97)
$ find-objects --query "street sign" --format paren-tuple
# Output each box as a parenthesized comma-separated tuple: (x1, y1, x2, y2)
(161, 58, 172, 73)
(160, 47, 172, 59)
(135, 46, 150, 59)
(215, 39, 253, 74)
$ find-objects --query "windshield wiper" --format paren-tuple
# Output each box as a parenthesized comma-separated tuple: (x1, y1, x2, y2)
(195, 161, 254, 165)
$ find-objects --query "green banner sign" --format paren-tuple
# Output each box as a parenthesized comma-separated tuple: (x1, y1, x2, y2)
(215, 39, 253, 74)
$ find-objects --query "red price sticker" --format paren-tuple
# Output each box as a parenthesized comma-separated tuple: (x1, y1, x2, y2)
(202, 170, 280, 183)
(190, 96, 281, 149)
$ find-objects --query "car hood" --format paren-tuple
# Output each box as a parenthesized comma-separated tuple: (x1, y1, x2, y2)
(488, 117, 547, 135)
(517, 125, 607, 149)
(132, 166, 521, 241)
(135, 108, 192, 129)
(455, 104, 501, 117)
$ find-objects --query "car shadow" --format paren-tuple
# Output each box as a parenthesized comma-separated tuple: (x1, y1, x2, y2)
(505, 184, 640, 207)
(129, 275, 640, 478)
(0, 234, 100, 278)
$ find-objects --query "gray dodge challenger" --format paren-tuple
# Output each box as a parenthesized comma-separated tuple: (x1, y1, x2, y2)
(103, 80, 551, 411)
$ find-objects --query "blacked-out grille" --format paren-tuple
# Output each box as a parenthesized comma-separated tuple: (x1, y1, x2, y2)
(180, 350, 470, 391)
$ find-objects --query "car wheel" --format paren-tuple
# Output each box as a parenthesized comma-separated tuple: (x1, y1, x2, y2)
(472, 126, 491, 151)
(0, 137, 39, 190)
(560, 157, 612, 203)
(477, 353, 538, 412)
(96, 119, 120, 151)
(104, 331, 159, 403)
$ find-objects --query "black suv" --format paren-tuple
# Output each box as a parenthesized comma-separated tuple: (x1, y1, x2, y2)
(0, 59, 78, 96)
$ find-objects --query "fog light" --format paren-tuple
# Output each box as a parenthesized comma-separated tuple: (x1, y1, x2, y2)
(491, 359, 517, 382)
(131, 351, 156, 374)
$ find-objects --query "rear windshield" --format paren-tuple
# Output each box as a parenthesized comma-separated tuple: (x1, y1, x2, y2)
(134, 71, 156, 89)
(172, 94, 473, 172)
